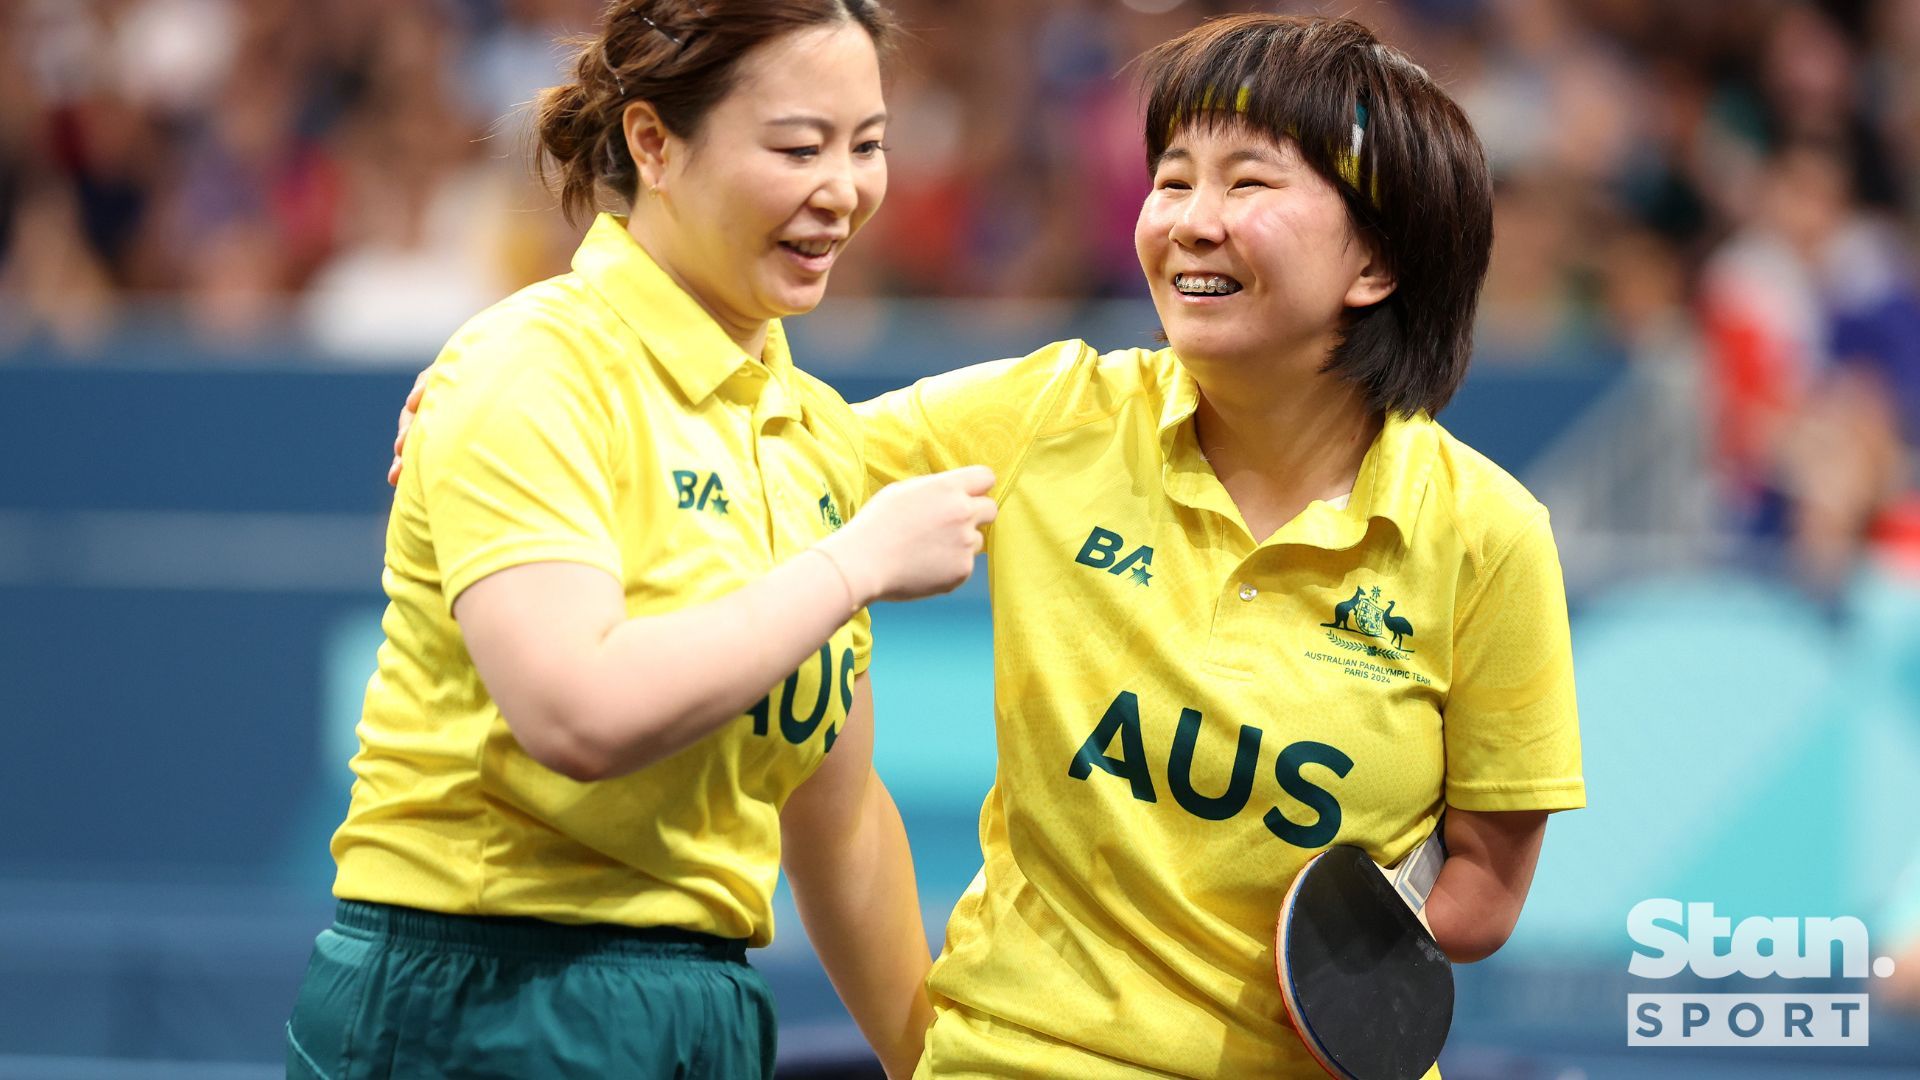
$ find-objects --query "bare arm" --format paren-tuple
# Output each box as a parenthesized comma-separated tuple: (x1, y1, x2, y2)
(782, 674, 933, 1079)
(455, 468, 996, 782)
(1421, 808, 1549, 964)
(459, 557, 853, 782)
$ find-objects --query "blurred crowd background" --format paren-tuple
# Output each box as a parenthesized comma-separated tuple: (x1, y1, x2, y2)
(7, 0, 1920, 1076)
(8, 0, 1920, 591)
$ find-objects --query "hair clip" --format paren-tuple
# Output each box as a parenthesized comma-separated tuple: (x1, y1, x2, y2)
(639, 14, 683, 47)
(601, 44, 628, 96)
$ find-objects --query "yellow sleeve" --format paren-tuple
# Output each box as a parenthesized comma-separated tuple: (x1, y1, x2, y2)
(847, 606, 873, 678)
(851, 339, 1093, 499)
(1442, 508, 1587, 812)
(416, 321, 623, 613)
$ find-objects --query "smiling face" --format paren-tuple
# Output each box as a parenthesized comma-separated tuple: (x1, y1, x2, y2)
(632, 22, 887, 341)
(1135, 120, 1394, 377)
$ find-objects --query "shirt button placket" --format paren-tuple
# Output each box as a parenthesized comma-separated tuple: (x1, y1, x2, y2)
(1206, 572, 1262, 672)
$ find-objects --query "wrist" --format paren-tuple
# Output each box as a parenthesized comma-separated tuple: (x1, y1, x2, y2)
(809, 538, 875, 612)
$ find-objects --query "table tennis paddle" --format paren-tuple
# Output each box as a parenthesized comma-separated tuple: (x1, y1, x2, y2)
(1275, 827, 1451, 1080)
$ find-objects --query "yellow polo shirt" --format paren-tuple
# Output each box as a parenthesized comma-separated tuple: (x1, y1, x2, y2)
(858, 342, 1584, 1078)
(331, 214, 871, 945)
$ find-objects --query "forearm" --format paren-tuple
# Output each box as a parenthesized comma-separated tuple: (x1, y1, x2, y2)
(507, 549, 858, 780)
(1422, 809, 1548, 963)
(1423, 856, 1519, 963)
(788, 778, 934, 1078)
(466, 468, 994, 782)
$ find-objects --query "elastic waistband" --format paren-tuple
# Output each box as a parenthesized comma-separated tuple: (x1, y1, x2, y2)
(333, 900, 748, 963)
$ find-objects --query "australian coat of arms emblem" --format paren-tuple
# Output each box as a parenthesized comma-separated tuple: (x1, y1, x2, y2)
(1320, 585, 1414, 655)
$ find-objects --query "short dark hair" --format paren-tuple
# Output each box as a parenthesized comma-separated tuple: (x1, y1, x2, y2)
(1138, 15, 1493, 417)
(535, 0, 896, 225)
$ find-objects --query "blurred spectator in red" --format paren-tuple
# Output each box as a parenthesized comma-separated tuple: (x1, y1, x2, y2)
(1702, 138, 1920, 590)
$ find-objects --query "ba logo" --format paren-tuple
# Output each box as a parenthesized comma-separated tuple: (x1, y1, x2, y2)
(1075, 525, 1153, 587)
(672, 470, 730, 515)
(1322, 584, 1414, 654)
(818, 491, 844, 531)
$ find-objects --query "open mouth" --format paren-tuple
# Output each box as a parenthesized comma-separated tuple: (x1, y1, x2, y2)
(777, 237, 840, 277)
(1173, 273, 1243, 297)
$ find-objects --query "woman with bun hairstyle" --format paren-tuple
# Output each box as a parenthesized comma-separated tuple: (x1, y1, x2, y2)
(285, 3, 988, 1078)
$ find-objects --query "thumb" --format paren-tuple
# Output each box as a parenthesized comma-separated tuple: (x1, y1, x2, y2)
(943, 464, 996, 497)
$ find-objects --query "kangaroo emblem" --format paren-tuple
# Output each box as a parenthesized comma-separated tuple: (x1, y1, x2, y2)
(1324, 586, 1366, 631)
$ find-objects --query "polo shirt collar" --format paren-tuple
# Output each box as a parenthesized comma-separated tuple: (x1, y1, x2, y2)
(1339, 409, 1432, 546)
(1156, 361, 1241, 524)
(572, 214, 799, 419)
(1154, 354, 1431, 549)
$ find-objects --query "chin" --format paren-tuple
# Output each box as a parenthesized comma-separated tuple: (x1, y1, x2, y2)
(767, 281, 830, 317)
(1162, 323, 1258, 366)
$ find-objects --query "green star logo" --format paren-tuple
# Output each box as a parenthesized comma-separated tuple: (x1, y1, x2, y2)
(1128, 565, 1152, 587)
(710, 494, 729, 516)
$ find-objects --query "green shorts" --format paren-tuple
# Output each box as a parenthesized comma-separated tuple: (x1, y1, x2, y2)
(286, 901, 776, 1079)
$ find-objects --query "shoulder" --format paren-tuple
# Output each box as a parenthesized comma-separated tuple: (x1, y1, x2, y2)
(1014, 341, 1164, 435)
(420, 274, 641, 440)
(420, 274, 630, 443)
(918, 337, 1104, 405)
(1421, 418, 1554, 575)
(435, 274, 621, 388)
(1015, 343, 1185, 438)
(847, 338, 1105, 436)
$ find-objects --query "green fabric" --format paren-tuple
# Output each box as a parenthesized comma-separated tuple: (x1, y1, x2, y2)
(286, 901, 776, 1079)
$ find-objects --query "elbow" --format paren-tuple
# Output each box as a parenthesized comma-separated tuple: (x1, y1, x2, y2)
(505, 703, 637, 783)
(1436, 917, 1516, 965)
(534, 742, 616, 784)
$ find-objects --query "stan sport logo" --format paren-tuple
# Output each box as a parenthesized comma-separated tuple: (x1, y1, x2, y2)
(1627, 899, 1898, 1047)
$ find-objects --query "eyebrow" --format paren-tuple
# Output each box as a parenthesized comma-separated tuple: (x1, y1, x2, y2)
(765, 112, 889, 135)
(1224, 146, 1285, 167)
(1159, 145, 1287, 168)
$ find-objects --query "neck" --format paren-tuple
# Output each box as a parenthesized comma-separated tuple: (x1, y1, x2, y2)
(626, 210, 769, 359)
(1187, 354, 1382, 541)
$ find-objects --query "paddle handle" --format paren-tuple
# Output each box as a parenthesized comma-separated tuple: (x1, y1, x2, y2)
(1375, 826, 1447, 931)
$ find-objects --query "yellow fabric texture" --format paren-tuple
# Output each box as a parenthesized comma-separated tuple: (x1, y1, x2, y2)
(859, 342, 1583, 1078)
(332, 214, 871, 946)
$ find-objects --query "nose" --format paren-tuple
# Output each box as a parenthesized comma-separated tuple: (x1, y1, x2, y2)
(809, 155, 858, 219)
(1169, 188, 1225, 248)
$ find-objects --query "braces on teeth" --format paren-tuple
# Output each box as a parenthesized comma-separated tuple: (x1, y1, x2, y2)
(1175, 274, 1241, 295)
